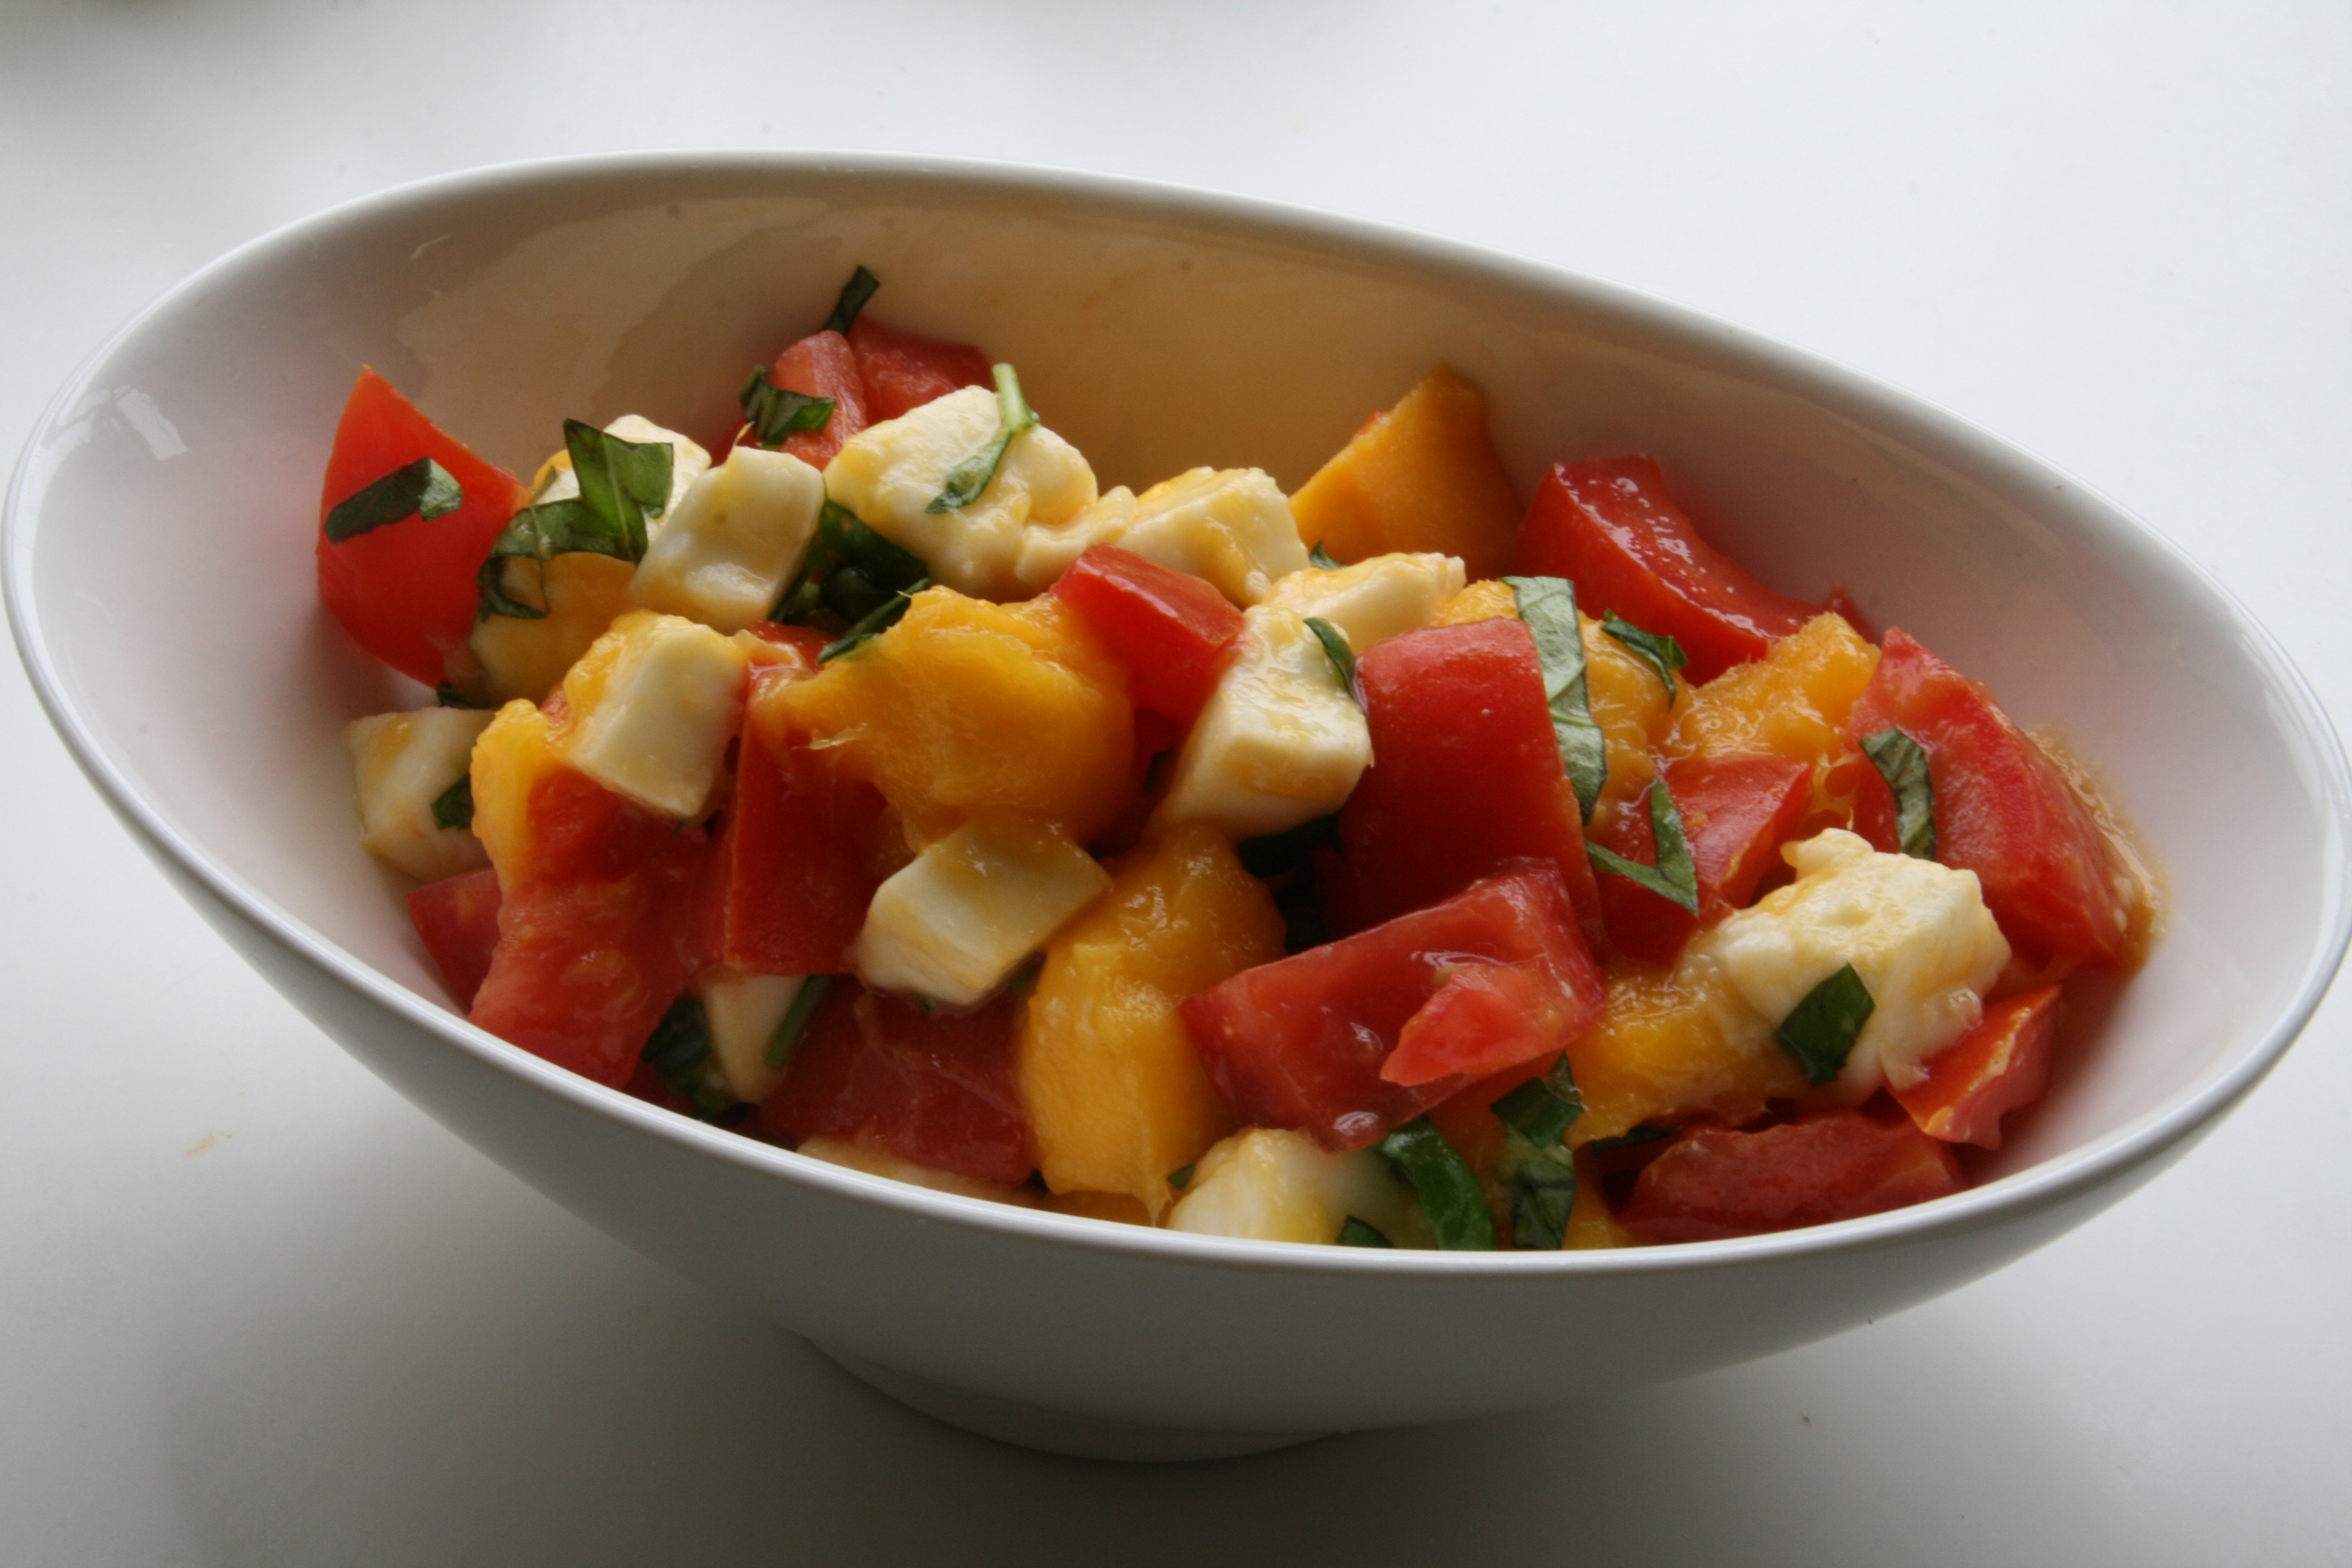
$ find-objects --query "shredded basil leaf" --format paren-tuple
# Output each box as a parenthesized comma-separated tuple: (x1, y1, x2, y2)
(1861, 727, 1938, 861)
(1776, 963, 1876, 1086)
(1337, 1216, 1395, 1247)
(1601, 612, 1690, 702)
(1308, 541, 1342, 570)
(738, 367, 836, 446)
(1584, 1125, 1671, 1153)
(1377, 1117, 1495, 1251)
(323, 457, 462, 543)
(1166, 1162, 1196, 1192)
(762, 974, 833, 1070)
(1489, 1054, 1584, 1250)
(429, 772, 474, 832)
(822, 265, 881, 335)
(1584, 779, 1700, 913)
(1504, 575, 1609, 820)
(819, 577, 928, 663)
(770, 500, 930, 632)
(1304, 616, 1358, 699)
(642, 995, 730, 1117)
(1238, 812, 1342, 879)
(475, 420, 673, 619)
(927, 362, 1037, 514)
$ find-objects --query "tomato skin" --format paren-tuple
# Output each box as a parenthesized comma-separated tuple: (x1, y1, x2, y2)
(468, 768, 716, 1088)
(1048, 544, 1244, 728)
(1180, 864, 1604, 1151)
(407, 865, 503, 1008)
(316, 368, 532, 687)
(848, 317, 993, 422)
(1890, 984, 2060, 1149)
(1594, 755, 1814, 965)
(1849, 629, 2135, 966)
(1619, 1108, 1966, 1241)
(752, 328, 867, 469)
(1509, 456, 1815, 684)
(759, 983, 1034, 1186)
(1382, 957, 1597, 1088)
(1324, 617, 1606, 947)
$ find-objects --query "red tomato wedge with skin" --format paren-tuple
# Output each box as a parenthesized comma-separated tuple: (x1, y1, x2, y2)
(1508, 456, 1816, 684)
(759, 983, 1034, 1187)
(1849, 629, 2137, 967)
(1619, 1109, 1966, 1241)
(469, 768, 716, 1088)
(1181, 863, 1605, 1152)
(751, 328, 868, 468)
(408, 865, 503, 1009)
(1594, 756, 1815, 965)
(1324, 617, 1606, 947)
(1049, 544, 1244, 728)
(1382, 958, 1590, 1088)
(1890, 984, 2060, 1150)
(848, 317, 994, 422)
(316, 368, 532, 687)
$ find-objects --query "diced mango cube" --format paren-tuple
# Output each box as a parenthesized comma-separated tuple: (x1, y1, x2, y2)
(1564, 956, 1805, 1145)
(1665, 612, 1881, 826)
(1289, 365, 1523, 580)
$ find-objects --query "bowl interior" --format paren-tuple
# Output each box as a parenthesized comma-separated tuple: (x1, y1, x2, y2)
(12, 154, 2343, 1218)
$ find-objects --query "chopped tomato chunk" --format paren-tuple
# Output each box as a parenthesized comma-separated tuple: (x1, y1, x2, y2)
(848, 317, 993, 422)
(1049, 544, 1244, 727)
(1509, 456, 1815, 684)
(1891, 985, 2060, 1149)
(407, 865, 503, 1009)
(1593, 755, 1814, 965)
(756, 328, 867, 468)
(1383, 958, 1589, 1088)
(1619, 1109, 1965, 1240)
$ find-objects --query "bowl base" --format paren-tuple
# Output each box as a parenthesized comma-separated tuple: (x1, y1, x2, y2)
(811, 1344, 1326, 1463)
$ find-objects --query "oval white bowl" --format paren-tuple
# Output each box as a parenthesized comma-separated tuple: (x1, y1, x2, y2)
(9, 151, 2347, 1462)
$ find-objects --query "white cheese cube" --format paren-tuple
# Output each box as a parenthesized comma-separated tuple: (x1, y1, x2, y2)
(823, 384, 1097, 601)
(562, 612, 750, 820)
(533, 414, 710, 524)
(629, 447, 825, 633)
(344, 707, 497, 883)
(696, 970, 809, 1105)
(1262, 551, 1465, 647)
(852, 815, 1111, 1007)
(1013, 468, 1312, 606)
(1153, 606, 1371, 841)
(1694, 828, 2011, 1096)
(1166, 1127, 1430, 1246)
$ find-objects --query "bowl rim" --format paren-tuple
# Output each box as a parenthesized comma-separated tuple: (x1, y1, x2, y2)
(10, 145, 2349, 1280)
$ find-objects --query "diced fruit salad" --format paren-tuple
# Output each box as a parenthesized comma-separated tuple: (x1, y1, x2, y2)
(327, 267, 2152, 1250)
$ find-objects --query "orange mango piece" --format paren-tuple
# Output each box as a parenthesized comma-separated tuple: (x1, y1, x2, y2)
(1289, 365, 1523, 580)
(1664, 611, 1881, 829)
(1018, 822, 1286, 1217)
(1564, 957, 1808, 1146)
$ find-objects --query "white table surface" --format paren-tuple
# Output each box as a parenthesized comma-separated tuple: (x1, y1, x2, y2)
(4, 2, 2347, 1562)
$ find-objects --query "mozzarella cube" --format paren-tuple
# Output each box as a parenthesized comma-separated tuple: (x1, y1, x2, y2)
(344, 707, 498, 883)
(1013, 467, 1312, 605)
(629, 447, 825, 633)
(696, 970, 809, 1105)
(852, 815, 1111, 1007)
(1262, 551, 1465, 646)
(534, 414, 709, 528)
(1166, 1127, 1429, 1246)
(1694, 828, 2011, 1096)
(823, 384, 1097, 601)
(561, 611, 749, 820)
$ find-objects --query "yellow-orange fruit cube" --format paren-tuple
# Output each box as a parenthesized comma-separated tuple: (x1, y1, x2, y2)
(1018, 822, 1285, 1217)
(1289, 365, 1523, 580)
(1664, 611, 1881, 828)
(468, 697, 561, 885)
(1564, 957, 1807, 1146)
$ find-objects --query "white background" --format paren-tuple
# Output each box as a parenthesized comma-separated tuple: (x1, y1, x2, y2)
(4, 2, 2347, 1563)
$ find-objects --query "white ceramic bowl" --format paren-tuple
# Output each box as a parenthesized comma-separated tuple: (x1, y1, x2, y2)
(10, 152, 2347, 1462)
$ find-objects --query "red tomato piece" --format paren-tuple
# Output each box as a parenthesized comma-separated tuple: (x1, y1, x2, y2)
(316, 370, 534, 687)
(1619, 1109, 1967, 1241)
(1181, 864, 1605, 1151)
(749, 328, 868, 469)
(1323, 617, 1607, 947)
(1595, 754, 1815, 964)
(1509, 456, 1816, 684)
(1849, 630, 2135, 966)
(1383, 957, 1596, 1088)
(1891, 985, 2060, 1150)
(1049, 544, 1244, 727)
(714, 667, 892, 976)
(408, 865, 503, 1009)
(468, 768, 716, 1088)
(848, 316, 993, 422)
(759, 984, 1034, 1186)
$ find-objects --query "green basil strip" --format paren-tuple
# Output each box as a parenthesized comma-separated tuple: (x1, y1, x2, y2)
(642, 995, 728, 1117)
(1166, 1162, 1196, 1192)
(1489, 1054, 1585, 1250)
(1584, 779, 1700, 913)
(433, 682, 490, 710)
(820, 578, 929, 663)
(822, 265, 881, 335)
(738, 367, 835, 446)
(1776, 962, 1876, 1086)
(322, 457, 462, 543)
(772, 501, 930, 627)
(1377, 1117, 1495, 1251)
(1504, 575, 1609, 820)
(1601, 612, 1690, 702)
(1861, 727, 1938, 861)
(763, 974, 833, 1070)
(1337, 1216, 1395, 1247)
(1308, 540, 1343, 570)
(926, 362, 1037, 514)
(1304, 616, 1357, 698)
(429, 773, 474, 832)
(1583, 1125, 1670, 1153)
(564, 419, 673, 559)
(1238, 812, 1343, 878)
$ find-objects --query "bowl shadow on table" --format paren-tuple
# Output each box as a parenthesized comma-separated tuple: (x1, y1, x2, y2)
(146, 1126, 2138, 1568)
